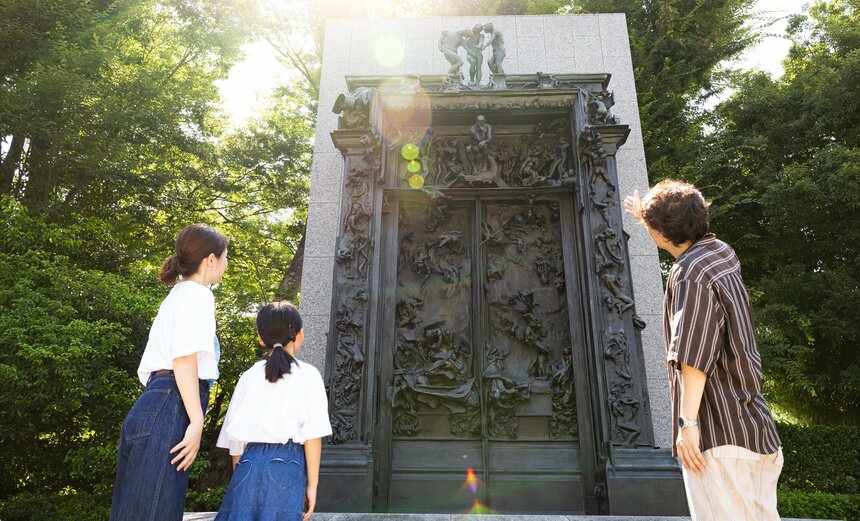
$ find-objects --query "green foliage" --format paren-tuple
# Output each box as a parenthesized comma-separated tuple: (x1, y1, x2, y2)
(186, 486, 227, 512)
(574, 0, 757, 181)
(0, 0, 313, 507)
(0, 197, 160, 496)
(682, 0, 860, 423)
(0, 491, 109, 521)
(777, 422, 860, 494)
(778, 489, 860, 521)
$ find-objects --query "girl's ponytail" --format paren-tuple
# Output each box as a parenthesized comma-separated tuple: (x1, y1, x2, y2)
(257, 302, 302, 383)
(265, 341, 297, 383)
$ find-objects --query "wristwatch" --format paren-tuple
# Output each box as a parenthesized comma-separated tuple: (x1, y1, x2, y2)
(678, 416, 699, 429)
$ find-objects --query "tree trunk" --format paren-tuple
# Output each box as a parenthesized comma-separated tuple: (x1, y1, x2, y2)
(276, 229, 306, 302)
(0, 135, 25, 194)
(22, 137, 55, 207)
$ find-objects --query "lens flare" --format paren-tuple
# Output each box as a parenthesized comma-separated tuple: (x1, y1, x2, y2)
(468, 498, 494, 514)
(376, 79, 432, 148)
(401, 143, 420, 160)
(465, 467, 479, 495)
(407, 160, 421, 173)
(374, 33, 405, 68)
(408, 174, 425, 189)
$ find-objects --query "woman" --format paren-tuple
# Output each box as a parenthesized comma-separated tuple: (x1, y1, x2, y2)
(110, 223, 228, 521)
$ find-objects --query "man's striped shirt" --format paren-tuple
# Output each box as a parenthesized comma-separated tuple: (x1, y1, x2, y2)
(663, 234, 781, 456)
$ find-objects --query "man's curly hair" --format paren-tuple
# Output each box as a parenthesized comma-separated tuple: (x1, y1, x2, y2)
(640, 179, 710, 246)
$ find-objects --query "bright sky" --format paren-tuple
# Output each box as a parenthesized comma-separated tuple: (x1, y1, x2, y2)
(734, 0, 810, 74)
(217, 0, 811, 127)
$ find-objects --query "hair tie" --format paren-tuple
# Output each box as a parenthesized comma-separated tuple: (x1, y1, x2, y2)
(273, 343, 283, 349)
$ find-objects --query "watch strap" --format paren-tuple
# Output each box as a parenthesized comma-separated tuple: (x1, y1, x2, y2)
(680, 416, 699, 428)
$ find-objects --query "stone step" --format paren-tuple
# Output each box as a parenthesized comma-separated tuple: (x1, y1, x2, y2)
(184, 514, 834, 521)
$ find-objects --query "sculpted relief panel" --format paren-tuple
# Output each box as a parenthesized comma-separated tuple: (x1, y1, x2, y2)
(482, 202, 577, 440)
(387, 199, 578, 442)
(397, 116, 575, 191)
(389, 203, 479, 438)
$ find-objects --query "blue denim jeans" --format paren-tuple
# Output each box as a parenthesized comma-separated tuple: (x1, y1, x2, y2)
(215, 442, 307, 521)
(109, 372, 208, 521)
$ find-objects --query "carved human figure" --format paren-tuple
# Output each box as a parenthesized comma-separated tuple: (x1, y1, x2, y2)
(587, 91, 616, 124)
(548, 137, 571, 180)
(419, 323, 471, 389)
(481, 22, 506, 75)
(470, 115, 492, 148)
(604, 330, 632, 381)
(609, 383, 641, 446)
(599, 267, 635, 313)
(433, 137, 464, 186)
(505, 289, 551, 378)
(336, 201, 371, 277)
(418, 128, 434, 179)
(465, 115, 495, 176)
(331, 86, 375, 129)
(595, 228, 625, 268)
(483, 345, 530, 439)
(550, 350, 577, 438)
(519, 156, 548, 187)
(438, 29, 471, 76)
(462, 24, 484, 84)
(396, 296, 423, 329)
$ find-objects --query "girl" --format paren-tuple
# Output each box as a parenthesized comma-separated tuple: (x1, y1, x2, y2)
(215, 301, 332, 521)
(110, 223, 228, 521)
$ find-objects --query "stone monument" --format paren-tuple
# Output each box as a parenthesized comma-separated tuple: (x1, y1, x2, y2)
(300, 15, 686, 516)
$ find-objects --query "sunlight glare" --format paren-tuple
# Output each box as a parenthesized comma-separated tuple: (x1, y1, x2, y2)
(375, 33, 406, 68)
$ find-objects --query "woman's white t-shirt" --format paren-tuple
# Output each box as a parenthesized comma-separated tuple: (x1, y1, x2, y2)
(216, 359, 332, 456)
(137, 280, 218, 386)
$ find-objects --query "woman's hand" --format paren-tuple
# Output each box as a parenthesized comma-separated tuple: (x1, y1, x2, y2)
(303, 484, 317, 521)
(170, 353, 205, 472)
(170, 419, 203, 471)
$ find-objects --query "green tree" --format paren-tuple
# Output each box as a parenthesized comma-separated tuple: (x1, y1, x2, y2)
(0, 0, 246, 253)
(0, 0, 314, 514)
(682, 0, 860, 423)
(0, 197, 160, 497)
(573, 0, 757, 180)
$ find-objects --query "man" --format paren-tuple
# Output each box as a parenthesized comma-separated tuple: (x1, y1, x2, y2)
(625, 180, 782, 521)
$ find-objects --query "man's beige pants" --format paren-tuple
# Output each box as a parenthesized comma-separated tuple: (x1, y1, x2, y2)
(682, 445, 783, 521)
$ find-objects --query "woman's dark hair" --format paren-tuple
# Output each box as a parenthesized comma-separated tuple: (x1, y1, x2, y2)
(159, 224, 228, 285)
(641, 179, 711, 246)
(257, 301, 303, 383)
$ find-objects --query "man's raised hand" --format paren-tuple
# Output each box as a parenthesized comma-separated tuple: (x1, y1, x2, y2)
(624, 189, 643, 221)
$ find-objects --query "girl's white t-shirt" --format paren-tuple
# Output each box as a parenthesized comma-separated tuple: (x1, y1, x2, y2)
(216, 359, 332, 456)
(137, 280, 218, 386)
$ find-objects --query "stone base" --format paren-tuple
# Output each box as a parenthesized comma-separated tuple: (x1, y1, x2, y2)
(489, 73, 507, 88)
(185, 514, 834, 521)
(605, 448, 688, 516)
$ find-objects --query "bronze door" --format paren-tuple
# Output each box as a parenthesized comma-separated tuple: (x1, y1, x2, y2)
(382, 195, 584, 513)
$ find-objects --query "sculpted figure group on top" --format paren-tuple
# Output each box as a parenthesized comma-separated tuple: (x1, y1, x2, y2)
(438, 22, 506, 85)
